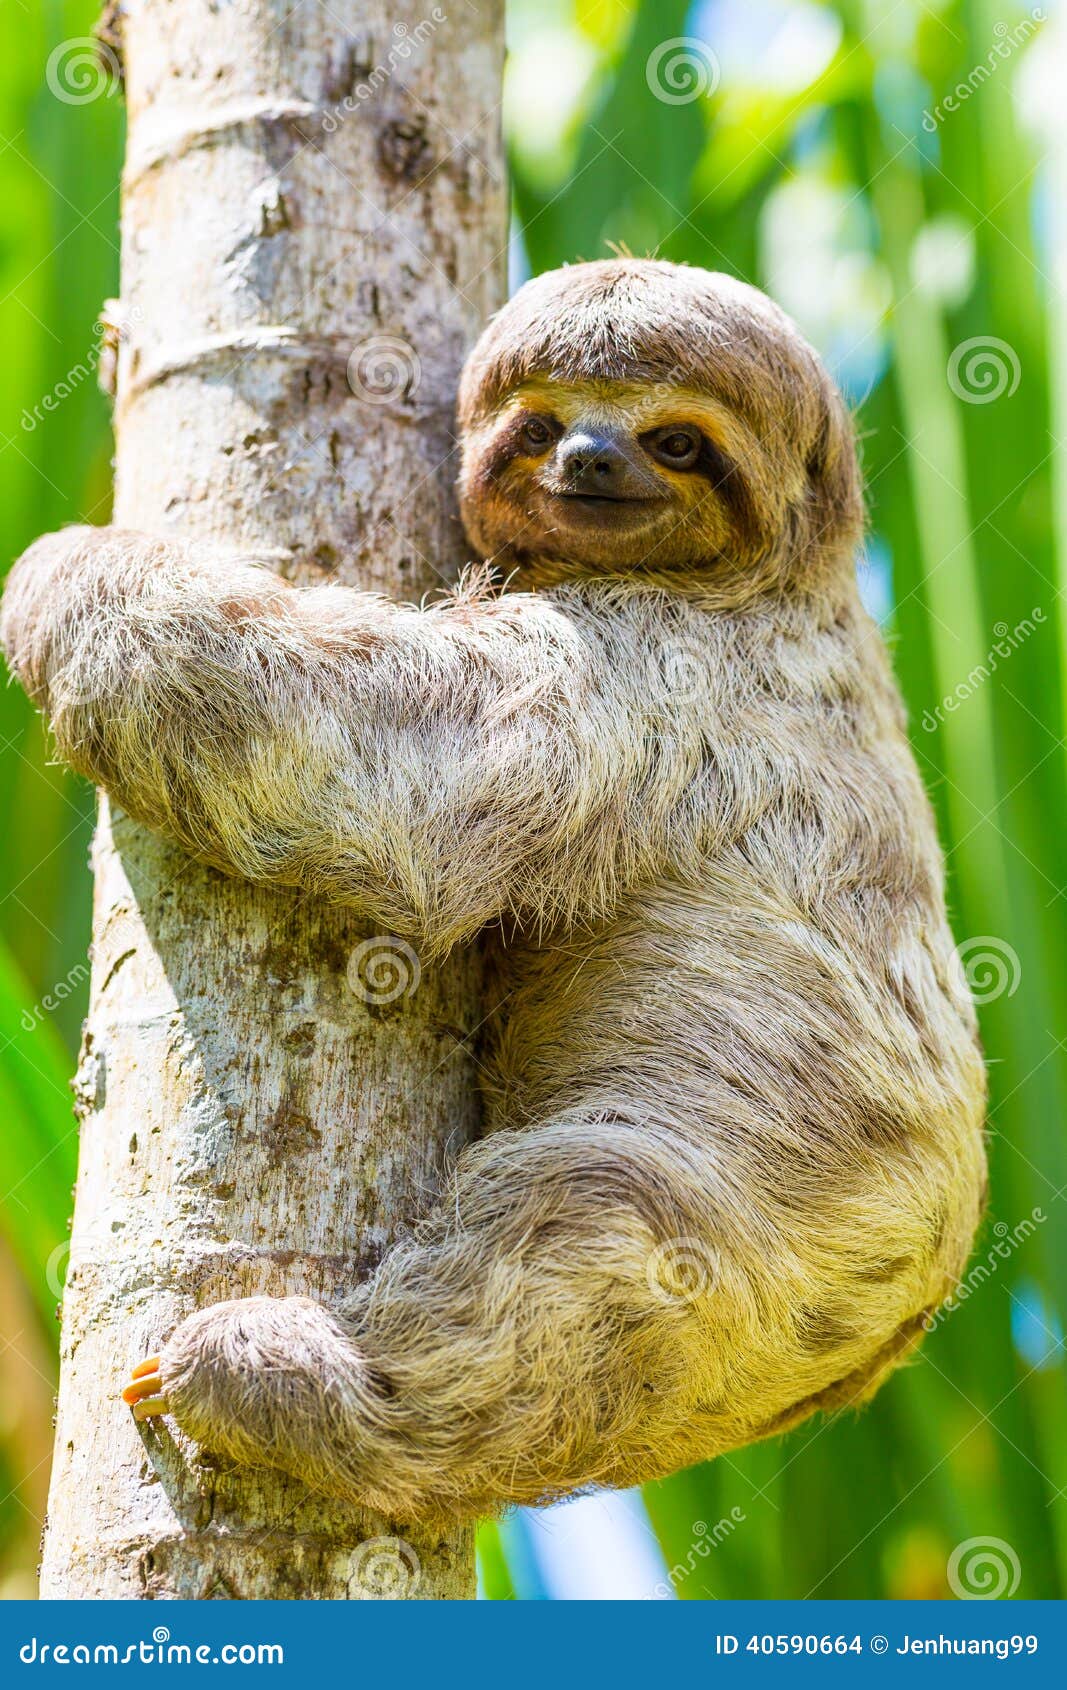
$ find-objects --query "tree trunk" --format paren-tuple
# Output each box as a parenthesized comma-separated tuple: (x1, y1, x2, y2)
(39, 0, 505, 1600)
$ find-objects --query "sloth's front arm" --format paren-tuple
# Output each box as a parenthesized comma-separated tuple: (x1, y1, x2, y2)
(2, 527, 704, 952)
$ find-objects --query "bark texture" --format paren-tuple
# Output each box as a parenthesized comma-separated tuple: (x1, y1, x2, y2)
(39, 0, 505, 1599)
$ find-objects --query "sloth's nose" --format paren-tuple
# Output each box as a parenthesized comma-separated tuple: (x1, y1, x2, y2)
(558, 429, 632, 497)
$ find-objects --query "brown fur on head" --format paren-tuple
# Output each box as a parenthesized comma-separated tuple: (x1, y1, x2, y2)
(458, 259, 863, 597)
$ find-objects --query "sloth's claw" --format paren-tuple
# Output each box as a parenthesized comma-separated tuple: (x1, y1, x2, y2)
(123, 1356, 169, 1418)
(132, 1394, 169, 1421)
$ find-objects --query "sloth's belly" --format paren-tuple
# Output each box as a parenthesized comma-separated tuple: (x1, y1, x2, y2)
(478, 867, 980, 1146)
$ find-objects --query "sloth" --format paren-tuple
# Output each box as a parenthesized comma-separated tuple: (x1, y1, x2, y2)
(1, 260, 987, 1525)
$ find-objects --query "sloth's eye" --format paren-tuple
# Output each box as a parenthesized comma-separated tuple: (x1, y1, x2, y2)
(520, 415, 557, 453)
(647, 426, 702, 470)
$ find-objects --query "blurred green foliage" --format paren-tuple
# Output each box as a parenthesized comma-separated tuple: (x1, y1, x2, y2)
(1, 0, 1063, 1599)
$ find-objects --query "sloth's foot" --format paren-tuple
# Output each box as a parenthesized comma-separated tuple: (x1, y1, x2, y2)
(121, 1354, 169, 1421)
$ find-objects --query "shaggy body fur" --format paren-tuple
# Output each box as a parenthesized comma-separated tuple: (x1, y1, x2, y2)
(1, 261, 987, 1523)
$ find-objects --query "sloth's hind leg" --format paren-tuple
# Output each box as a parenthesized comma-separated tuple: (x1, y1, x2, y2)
(152, 1112, 724, 1521)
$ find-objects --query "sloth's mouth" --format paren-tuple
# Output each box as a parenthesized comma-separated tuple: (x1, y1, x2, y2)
(553, 491, 663, 514)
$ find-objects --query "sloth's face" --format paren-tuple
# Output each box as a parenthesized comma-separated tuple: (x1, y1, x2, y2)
(459, 376, 783, 579)
(456, 261, 863, 594)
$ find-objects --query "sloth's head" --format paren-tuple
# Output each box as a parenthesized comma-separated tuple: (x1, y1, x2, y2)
(458, 259, 862, 597)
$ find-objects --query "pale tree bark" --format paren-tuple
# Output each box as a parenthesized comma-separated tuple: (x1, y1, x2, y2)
(39, 0, 506, 1599)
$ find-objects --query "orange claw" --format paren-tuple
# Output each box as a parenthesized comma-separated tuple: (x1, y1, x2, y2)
(132, 1395, 169, 1422)
(122, 1356, 169, 1419)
